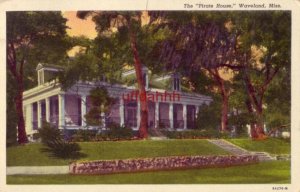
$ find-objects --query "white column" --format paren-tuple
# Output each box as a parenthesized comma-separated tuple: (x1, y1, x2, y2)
(37, 101, 42, 128)
(195, 105, 200, 119)
(145, 74, 149, 90)
(169, 103, 174, 129)
(25, 104, 32, 132)
(155, 102, 159, 129)
(137, 99, 141, 129)
(58, 94, 65, 128)
(29, 103, 34, 131)
(100, 105, 106, 129)
(119, 98, 124, 126)
(81, 95, 87, 127)
(45, 97, 50, 122)
(183, 104, 187, 129)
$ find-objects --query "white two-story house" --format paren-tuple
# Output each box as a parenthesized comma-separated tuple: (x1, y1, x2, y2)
(22, 63, 212, 138)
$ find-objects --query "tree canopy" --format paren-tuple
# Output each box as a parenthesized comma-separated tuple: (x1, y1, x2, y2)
(7, 11, 73, 144)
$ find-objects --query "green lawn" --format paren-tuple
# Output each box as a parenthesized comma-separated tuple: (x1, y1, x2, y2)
(7, 161, 290, 184)
(7, 139, 229, 166)
(227, 138, 290, 154)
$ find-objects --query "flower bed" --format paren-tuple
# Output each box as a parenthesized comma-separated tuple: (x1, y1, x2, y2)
(70, 155, 259, 175)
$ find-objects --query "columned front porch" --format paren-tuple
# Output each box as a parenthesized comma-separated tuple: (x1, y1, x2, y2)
(28, 94, 201, 131)
(30, 94, 87, 130)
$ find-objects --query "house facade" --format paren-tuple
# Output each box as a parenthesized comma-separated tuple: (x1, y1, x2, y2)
(22, 63, 212, 137)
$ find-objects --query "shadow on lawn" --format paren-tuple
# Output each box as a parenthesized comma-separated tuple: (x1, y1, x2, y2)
(38, 122, 87, 160)
(40, 140, 87, 160)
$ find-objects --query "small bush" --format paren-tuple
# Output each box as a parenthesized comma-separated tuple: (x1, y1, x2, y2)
(162, 129, 230, 139)
(107, 123, 134, 139)
(32, 133, 40, 140)
(71, 129, 97, 142)
(94, 124, 135, 141)
(196, 102, 221, 130)
(228, 112, 251, 137)
(38, 122, 84, 159)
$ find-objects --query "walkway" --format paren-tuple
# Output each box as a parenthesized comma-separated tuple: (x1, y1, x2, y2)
(208, 139, 275, 161)
(7, 166, 69, 175)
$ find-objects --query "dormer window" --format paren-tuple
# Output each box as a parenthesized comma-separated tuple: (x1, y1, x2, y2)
(173, 74, 180, 91)
(36, 63, 64, 85)
(38, 70, 44, 85)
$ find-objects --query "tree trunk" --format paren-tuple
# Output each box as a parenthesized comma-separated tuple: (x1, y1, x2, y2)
(15, 78, 28, 144)
(221, 93, 229, 132)
(129, 27, 148, 138)
(208, 68, 229, 132)
(7, 41, 28, 144)
(250, 124, 258, 138)
(254, 110, 266, 139)
(245, 98, 266, 139)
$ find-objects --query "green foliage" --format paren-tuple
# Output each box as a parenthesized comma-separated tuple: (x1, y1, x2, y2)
(85, 87, 116, 126)
(107, 124, 134, 139)
(7, 11, 73, 144)
(228, 138, 290, 154)
(163, 130, 229, 139)
(264, 69, 290, 129)
(7, 140, 229, 166)
(71, 125, 135, 142)
(97, 124, 134, 140)
(7, 11, 72, 89)
(71, 129, 97, 142)
(6, 72, 18, 147)
(196, 100, 221, 131)
(228, 112, 252, 137)
(59, 35, 125, 90)
(38, 122, 84, 159)
(184, 70, 215, 95)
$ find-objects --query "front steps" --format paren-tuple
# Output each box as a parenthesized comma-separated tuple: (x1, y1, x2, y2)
(208, 139, 275, 161)
(150, 136, 168, 140)
(251, 152, 275, 161)
(149, 128, 167, 140)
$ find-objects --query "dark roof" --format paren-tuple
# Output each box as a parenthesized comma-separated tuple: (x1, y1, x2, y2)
(36, 63, 65, 71)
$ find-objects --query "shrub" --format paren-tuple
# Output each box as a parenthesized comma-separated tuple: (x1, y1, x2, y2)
(32, 133, 40, 141)
(196, 101, 221, 130)
(228, 112, 251, 137)
(162, 129, 230, 139)
(38, 122, 84, 159)
(94, 124, 135, 141)
(107, 123, 134, 139)
(71, 129, 97, 142)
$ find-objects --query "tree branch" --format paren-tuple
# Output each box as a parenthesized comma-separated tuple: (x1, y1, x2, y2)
(7, 42, 18, 78)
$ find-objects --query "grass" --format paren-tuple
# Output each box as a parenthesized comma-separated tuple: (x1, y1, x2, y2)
(7, 161, 290, 184)
(7, 139, 230, 166)
(227, 138, 290, 154)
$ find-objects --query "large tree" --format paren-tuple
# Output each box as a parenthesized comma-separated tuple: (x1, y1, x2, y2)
(231, 11, 291, 139)
(76, 12, 149, 138)
(76, 11, 170, 138)
(7, 12, 71, 144)
(150, 12, 238, 132)
(151, 11, 290, 138)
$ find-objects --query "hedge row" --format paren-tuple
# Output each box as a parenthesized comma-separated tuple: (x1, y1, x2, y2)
(162, 130, 230, 139)
(70, 155, 259, 175)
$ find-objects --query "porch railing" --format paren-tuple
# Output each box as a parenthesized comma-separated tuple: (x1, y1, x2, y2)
(106, 117, 121, 127)
(159, 119, 170, 129)
(125, 119, 137, 128)
(174, 120, 184, 129)
(65, 115, 82, 126)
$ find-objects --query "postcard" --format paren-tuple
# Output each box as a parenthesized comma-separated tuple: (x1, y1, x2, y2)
(1, 0, 300, 192)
